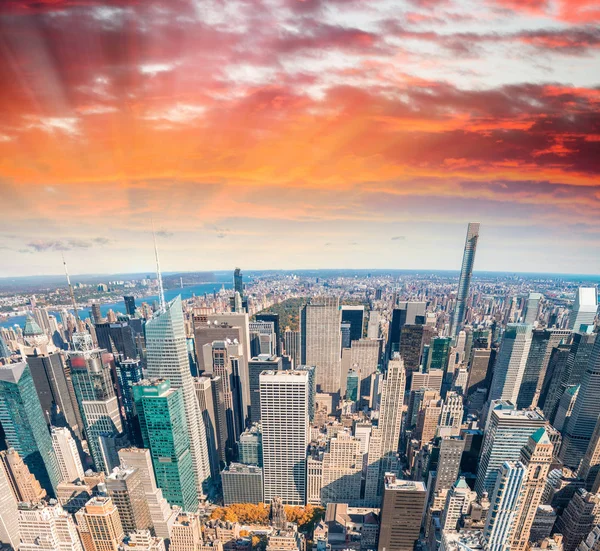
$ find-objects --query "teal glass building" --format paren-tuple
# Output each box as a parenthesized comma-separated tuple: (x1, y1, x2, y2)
(0, 361, 61, 496)
(133, 379, 198, 512)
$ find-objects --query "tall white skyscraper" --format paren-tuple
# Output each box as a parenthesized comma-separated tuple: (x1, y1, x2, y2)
(18, 501, 83, 551)
(569, 287, 599, 331)
(489, 324, 533, 404)
(301, 297, 342, 393)
(146, 296, 210, 499)
(523, 292, 543, 325)
(363, 356, 405, 505)
(51, 427, 84, 483)
(260, 370, 309, 505)
(484, 461, 526, 551)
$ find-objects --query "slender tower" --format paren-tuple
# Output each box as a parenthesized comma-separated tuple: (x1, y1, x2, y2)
(62, 255, 84, 333)
(450, 223, 480, 339)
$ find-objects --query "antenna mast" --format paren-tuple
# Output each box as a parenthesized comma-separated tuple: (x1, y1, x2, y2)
(152, 220, 166, 312)
(62, 254, 83, 331)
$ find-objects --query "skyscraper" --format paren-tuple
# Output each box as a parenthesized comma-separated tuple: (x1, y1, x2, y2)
(68, 340, 123, 474)
(388, 302, 426, 358)
(341, 305, 365, 343)
(20, 315, 81, 436)
(0, 448, 47, 503)
(434, 437, 465, 494)
(133, 379, 198, 512)
(234, 267, 243, 297)
(146, 296, 210, 497)
(569, 287, 599, 331)
(349, 338, 381, 406)
(256, 313, 282, 355)
(0, 452, 19, 550)
(51, 427, 85, 483)
(300, 297, 342, 394)
(483, 461, 526, 551)
(248, 354, 282, 424)
(488, 324, 533, 404)
(450, 222, 480, 339)
(510, 428, 553, 551)
(194, 376, 223, 480)
(123, 296, 136, 317)
(321, 431, 363, 505)
(260, 370, 309, 505)
(222, 463, 263, 505)
(554, 489, 600, 551)
(560, 335, 600, 469)
(76, 496, 124, 551)
(475, 405, 545, 496)
(0, 361, 60, 496)
(378, 473, 426, 551)
(105, 466, 152, 534)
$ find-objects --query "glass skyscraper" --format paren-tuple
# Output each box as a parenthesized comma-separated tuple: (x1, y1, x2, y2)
(450, 222, 480, 339)
(0, 361, 61, 496)
(133, 379, 198, 512)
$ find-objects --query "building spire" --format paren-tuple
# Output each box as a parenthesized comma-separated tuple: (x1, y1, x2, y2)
(62, 254, 83, 331)
(152, 220, 166, 313)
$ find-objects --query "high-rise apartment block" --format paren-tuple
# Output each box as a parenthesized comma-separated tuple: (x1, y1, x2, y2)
(51, 427, 84, 483)
(106, 466, 153, 534)
(76, 496, 124, 551)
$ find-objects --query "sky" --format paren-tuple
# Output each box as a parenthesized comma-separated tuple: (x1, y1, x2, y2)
(0, 0, 599, 277)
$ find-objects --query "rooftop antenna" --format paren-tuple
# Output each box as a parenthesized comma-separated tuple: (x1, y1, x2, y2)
(152, 220, 166, 313)
(62, 254, 83, 332)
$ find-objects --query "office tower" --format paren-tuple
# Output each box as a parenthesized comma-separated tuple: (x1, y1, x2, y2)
(388, 302, 427, 358)
(169, 513, 202, 551)
(416, 396, 442, 445)
(450, 223, 480, 339)
(124, 296, 136, 317)
(368, 311, 381, 339)
(434, 437, 465, 494)
(306, 455, 323, 506)
(364, 357, 406, 505)
(399, 324, 434, 374)
(510, 428, 553, 551)
(283, 329, 301, 368)
(0, 454, 19, 550)
(95, 321, 137, 360)
(439, 391, 464, 437)
(294, 365, 316, 421)
(342, 323, 351, 350)
(133, 379, 198, 512)
(569, 287, 599, 331)
(194, 376, 222, 480)
(76, 496, 124, 551)
(121, 530, 166, 551)
(238, 424, 262, 466)
(440, 477, 476, 530)
(234, 267, 243, 296)
(346, 369, 359, 401)
(222, 463, 263, 505)
(205, 340, 246, 458)
(378, 473, 426, 551)
(349, 338, 381, 405)
(321, 431, 363, 505)
(341, 305, 365, 342)
(90, 302, 103, 325)
(523, 292, 543, 324)
(68, 342, 124, 474)
(51, 427, 85, 483)
(19, 316, 81, 435)
(300, 297, 342, 393)
(428, 337, 451, 371)
(256, 313, 281, 354)
(553, 384, 579, 431)
(544, 331, 596, 419)
(248, 354, 282, 424)
(579, 527, 600, 551)
(517, 328, 571, 409)
(146, 296, 210, 498)
(18, 501, 83, 551)
(250, 321, 277, 356)
(0, 333, 12, 359)
(260, 370, 309, 505)
(489, 324, 533, 404)
(578, 413, 600, 490)
(117, 448, 178, 540)
(0, 362, 60, 496)
(554, 489, 600, 551)
(56, 471, 105, 514)
(106, 466, 152, 534)
(560, 335, 600, 468)
(483, 461, 526, 551)
(475, 405, 545, 496)
(0, 448, 46, 502)
(196, 311, 251, 425)
(530, 505, 557, 542)
(115, 358, 144, 435)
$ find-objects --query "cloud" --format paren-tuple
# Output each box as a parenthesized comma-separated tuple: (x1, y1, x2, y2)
(156, 230, 174, 238)
(23, 237, 112, 252)
(391, 236, 406, 240)
(24, 116, 81, 136)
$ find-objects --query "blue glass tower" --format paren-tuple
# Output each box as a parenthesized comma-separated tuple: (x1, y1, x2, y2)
(0, 361, 61, 495)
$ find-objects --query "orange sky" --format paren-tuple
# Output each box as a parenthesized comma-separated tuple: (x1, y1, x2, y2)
(0, 0, 599, 276)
